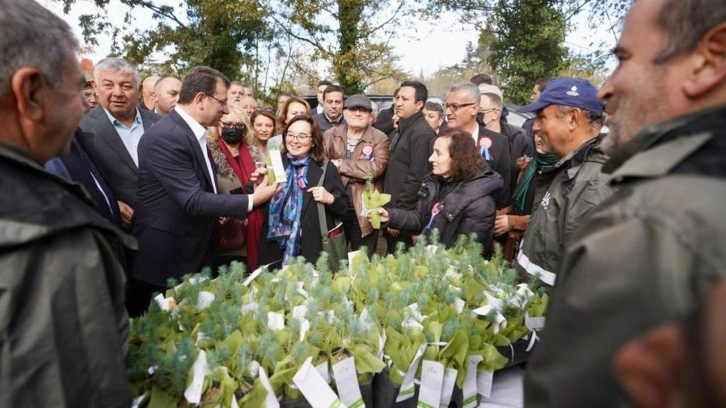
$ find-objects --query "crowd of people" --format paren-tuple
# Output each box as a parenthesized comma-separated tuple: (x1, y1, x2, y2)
(0, 0, 724, 406)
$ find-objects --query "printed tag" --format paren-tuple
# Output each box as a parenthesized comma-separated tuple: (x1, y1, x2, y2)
(418, 360, 445, 408)
(525, 312, 546, 331)
(196, 291, 215, 310)
(269, 148, 287, 183)
(440, 367, 458, 407)
(454, 298, 466, 314)
(316, 361, 331, 384)
(476, 370, 494, 399)
(332, 357, 363, 407)
(396, 344, 427, 402)
(462, 355, 483, 408)
(293, 357, 345, 408)
(184, 350, 210, 404)
(267, 311, 285, 331)
(258, 366, 280, 408)
(243, 265, 265, 286)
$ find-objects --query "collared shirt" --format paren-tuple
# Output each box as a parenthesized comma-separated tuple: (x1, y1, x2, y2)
(174, 107, 254, 211)
(103, 107, 144, 166)
(174, 106, 218, 194)
(325, 113, 344, 124)
(470, 123, 480, 146)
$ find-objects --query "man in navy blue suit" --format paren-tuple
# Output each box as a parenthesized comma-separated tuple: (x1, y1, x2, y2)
(128, 66, 280, 315)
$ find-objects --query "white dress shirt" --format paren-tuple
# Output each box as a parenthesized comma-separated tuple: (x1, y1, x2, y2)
(173, 107, 254, 211)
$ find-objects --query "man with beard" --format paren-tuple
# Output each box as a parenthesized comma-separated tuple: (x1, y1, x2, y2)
(383, 80, 435, 251)
(524, 0, 726, 406)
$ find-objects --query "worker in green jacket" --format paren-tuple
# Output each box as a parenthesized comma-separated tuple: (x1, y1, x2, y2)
(524, 0, 726, 406)
(515, 78, 615, 286)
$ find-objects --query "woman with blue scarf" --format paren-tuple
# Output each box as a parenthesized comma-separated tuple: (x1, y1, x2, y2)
(495, 133, 560, 261)
(257, 115, 349, 267)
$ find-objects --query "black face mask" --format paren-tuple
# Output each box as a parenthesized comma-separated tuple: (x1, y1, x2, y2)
(220, 126, 244, 145)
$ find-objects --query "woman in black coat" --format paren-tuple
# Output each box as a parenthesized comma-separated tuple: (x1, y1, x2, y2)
(375, 128, 502, 257)
(257, 115, 349, 267)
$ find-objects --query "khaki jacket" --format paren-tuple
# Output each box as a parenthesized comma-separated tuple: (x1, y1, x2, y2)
(524, 105, 726, 407)
(516, 136, 614, 285)
(324, 124, 390, 236)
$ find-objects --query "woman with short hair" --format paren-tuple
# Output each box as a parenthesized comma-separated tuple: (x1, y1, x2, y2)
(375, 128, 502, 256)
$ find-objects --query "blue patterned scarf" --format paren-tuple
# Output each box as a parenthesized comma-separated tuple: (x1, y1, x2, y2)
(267, 153, 311, 265)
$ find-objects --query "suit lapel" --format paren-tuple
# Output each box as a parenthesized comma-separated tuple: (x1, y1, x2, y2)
(90, 106, 138, 171)
(169, 110, 216, 192)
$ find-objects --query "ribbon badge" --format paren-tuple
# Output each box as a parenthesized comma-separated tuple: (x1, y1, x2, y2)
(361, 144, 373, 160)
(426, 201, 442, 230)
(479, 137, 493, 161)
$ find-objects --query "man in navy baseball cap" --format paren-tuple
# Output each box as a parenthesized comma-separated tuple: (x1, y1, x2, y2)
(513, 77, 614, 295)
(518, 77, 604, 116)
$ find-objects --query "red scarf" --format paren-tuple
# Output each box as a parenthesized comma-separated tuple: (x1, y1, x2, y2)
(217, 139, 264, 270)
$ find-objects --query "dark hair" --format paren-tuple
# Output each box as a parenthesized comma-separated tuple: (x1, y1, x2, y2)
(470, 73, 494, 85)
(251, 109, 276, 130)
(317, 79, 334, 88)
(437, 128, 485, 181)
(277, 96, 312, 132)
(423, 101, 444, 118)
(178, 66, 230, 105)
(392, 87, 401, 97)
(400, 80, 428, 104)
(534, 77, 553, 92)
(282, 115, 325, 162)
(323, 85, 344, 100)
(654, 0, 726, 63)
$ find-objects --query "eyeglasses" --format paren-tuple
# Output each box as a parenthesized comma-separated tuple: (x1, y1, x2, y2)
(256, 107, 274, 112)
(445, 102, 476, 112)
(285, 132, 312, 141)
(221, 123, 245, 130)
(206, 94, 228, 107)
(480, 108, 500, 114)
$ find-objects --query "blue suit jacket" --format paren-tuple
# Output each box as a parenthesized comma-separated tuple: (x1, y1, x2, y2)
(130, 109, 251, 286)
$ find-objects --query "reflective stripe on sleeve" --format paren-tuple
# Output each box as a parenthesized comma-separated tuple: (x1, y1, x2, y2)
(517, 244, 556, 286)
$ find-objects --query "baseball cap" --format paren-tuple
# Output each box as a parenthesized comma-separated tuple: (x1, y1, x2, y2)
(518, 78, 604, 115)
(344, 94, 372, 111)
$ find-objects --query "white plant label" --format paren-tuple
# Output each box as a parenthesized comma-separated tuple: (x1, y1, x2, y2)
(332, 357, 363, 407)
(293, 357, 346, 408)
(417, 360, 444, 408)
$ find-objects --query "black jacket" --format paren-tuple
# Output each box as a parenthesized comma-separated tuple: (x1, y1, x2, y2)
(257, 159, 350, 267)
(477, 125, 512, 208)
(501, 121, 535, 195)
(386, 170, 502, 256)
(0, 143, 135, 407)
(384, 110, 436, 209)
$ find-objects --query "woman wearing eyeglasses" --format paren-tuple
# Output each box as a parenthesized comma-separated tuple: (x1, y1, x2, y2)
(208, 103, 265, 270)
(257, 115, 349, 268)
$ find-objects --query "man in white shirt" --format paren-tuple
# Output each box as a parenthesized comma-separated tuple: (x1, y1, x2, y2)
(128, 66, 281, 316)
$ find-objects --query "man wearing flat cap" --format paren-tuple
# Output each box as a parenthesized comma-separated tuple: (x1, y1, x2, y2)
(514, 78, 615, 287)
(324, 94, 390, 254)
